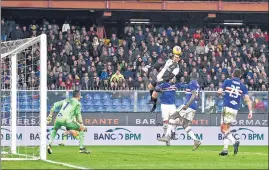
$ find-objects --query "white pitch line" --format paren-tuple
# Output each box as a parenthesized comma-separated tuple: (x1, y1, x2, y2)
(43, 159, 90, 170)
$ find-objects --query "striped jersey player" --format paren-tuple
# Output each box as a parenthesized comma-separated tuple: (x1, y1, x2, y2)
(158, 72, 201, 150)
(147, 54, 180, 112)
(217, 69, 253, 156)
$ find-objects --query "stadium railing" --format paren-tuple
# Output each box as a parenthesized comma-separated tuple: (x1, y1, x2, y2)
(1, 90, 267, 114)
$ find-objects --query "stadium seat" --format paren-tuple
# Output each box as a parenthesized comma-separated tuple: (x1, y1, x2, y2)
(86, 99, 94, 106)
(82, 99, 88, 105)
(94, 99, 103, 106)
(27, 98, 33, 103)
(124, 105, 133, 112)
(85, 105, 95, 112)
(93, 93, 102, 100)
(130, 99, 134, 106)
(95, 106, 104, 112)
(103, 99, 112, 106)
(105, 105, 114, 112)
(19, 104, 27, 111)
(85, 93, 93, 100)
(138, 99, 147, 105)
(82, 105, 87, 112)
(103, 93, 111, 100)
(112, 99, 121, 106)
(115, 105, 124, 112)
(122, 99, 130, 106)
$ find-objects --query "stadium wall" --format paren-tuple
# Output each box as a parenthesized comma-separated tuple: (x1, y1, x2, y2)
(1, 0, 268, 12)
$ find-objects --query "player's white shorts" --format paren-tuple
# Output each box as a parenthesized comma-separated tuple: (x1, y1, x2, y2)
(221, 107, 238, 124)
(177, 105, 196, 121)
(161, 104, 176, 121)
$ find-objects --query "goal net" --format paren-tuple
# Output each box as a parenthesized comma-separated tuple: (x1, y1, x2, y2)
(1, 34, 47, 160)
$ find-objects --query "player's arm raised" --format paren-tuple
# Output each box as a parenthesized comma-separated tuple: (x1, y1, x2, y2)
(47, 100, 64, 124)
(162, 67, 179, 82)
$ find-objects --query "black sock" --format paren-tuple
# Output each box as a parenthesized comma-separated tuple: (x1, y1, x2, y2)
(153, 98, 157, 104)
(150, 90, 153, 100)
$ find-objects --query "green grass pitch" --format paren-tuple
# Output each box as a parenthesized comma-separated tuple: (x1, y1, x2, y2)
(2, 146, 268, 169)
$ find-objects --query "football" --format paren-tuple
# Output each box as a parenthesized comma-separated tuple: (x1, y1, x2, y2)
(173, 46, 182, 55)
(69, 130, 79, 137)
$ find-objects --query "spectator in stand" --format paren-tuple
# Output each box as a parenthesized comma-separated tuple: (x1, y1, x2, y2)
(1, 16, 268, 93)
(1, 19, 8, 41)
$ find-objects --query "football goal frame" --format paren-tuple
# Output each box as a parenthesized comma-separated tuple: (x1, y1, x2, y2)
(0, 34, 47, 161)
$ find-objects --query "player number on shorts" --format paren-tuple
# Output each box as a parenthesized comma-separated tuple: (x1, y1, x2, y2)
(229, 85, 240, 98)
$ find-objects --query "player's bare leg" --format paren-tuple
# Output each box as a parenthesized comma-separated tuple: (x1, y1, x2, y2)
(161, 120, 171, 146)
(182, 118, 201, 151)
(219, 123, 239, 156)
(158, 114, 180, 144)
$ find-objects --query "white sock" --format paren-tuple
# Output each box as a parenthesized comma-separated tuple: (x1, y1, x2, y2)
(184, 126, 197, 141)
(223, 137, 229, 150)
(172, 125, 177, 132)
(165, 124, 173, 137)
(163, 124, 168, 135)
(226, 133, 236, 145)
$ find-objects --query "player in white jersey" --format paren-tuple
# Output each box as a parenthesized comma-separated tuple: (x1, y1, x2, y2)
(147, 54, 180, 112)
(158, 72, 201, 151)
(217, 69, 253, 156)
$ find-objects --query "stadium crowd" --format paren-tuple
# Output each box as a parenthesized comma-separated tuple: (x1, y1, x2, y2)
(1, 18, 268, 91)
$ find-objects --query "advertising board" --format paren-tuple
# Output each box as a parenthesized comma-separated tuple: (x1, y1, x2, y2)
(1, 113, 267, 126)
(1, 126, 267, 146)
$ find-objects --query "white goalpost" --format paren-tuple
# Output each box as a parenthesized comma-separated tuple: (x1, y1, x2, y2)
(1, 34, 47, 160)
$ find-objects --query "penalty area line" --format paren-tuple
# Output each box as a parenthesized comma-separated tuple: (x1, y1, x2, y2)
(43, 159, 90, 169)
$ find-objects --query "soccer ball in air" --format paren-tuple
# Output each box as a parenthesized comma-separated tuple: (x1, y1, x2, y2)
(173, 46, 182, 55)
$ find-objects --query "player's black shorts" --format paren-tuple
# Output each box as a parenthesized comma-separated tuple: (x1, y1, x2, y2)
(150, 78, 157, 87)
(150, 78, 165, 87)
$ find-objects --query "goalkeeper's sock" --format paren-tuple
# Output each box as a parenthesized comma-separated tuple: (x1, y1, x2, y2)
(62, 134, 67, 145)
(79, 131, 85, 149)
(184, 126, 197, 141)
(49, 129, 57, 145)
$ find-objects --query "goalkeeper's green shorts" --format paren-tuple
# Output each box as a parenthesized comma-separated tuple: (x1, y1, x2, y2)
(54, 119, 81, 131)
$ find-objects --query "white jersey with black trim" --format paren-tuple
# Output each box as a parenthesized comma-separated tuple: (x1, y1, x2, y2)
(157, 59, 179, 82)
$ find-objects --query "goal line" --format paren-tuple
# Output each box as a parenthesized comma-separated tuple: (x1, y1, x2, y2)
(43, 159, 90, 170)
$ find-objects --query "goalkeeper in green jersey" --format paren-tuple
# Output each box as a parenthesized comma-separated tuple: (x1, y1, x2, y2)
(46, 90, 90, 154)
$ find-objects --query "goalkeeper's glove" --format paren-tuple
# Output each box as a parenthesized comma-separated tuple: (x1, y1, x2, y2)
(47, 115, 52, 124)
(79, 124, 87, 132)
